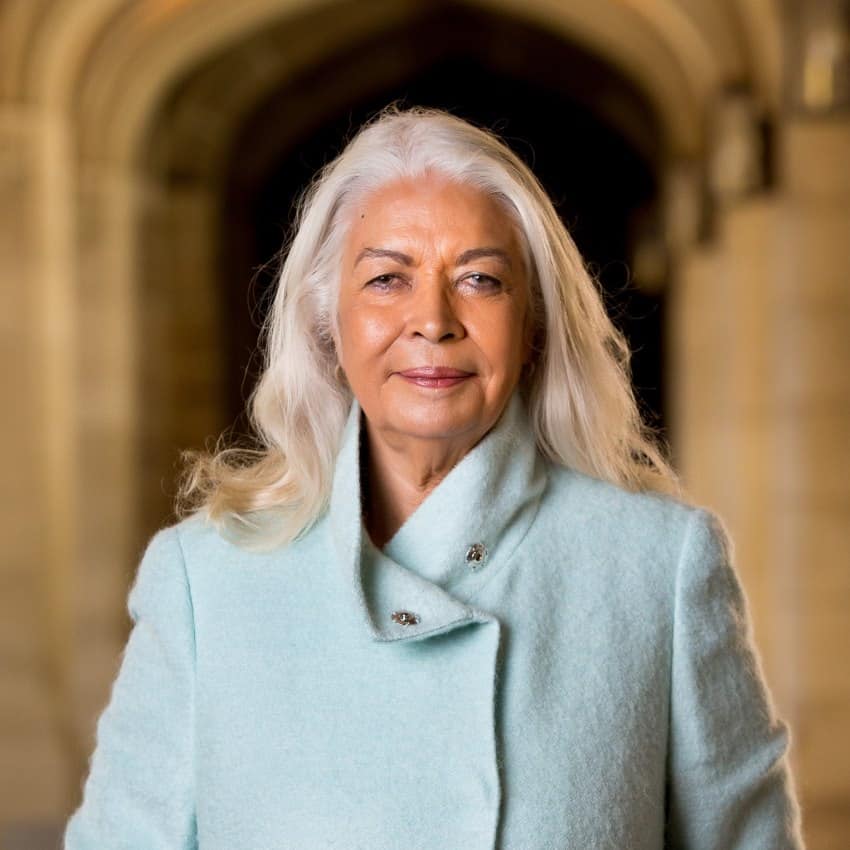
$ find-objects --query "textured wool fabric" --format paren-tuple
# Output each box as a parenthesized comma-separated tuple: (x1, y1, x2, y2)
(64, 388, 806, 849)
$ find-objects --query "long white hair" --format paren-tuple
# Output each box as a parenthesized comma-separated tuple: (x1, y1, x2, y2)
(176, 103, 679, 551)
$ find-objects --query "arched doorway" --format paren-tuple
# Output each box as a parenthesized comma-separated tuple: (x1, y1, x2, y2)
(154, 3, 669, 487)
(17, 0, 844, 840)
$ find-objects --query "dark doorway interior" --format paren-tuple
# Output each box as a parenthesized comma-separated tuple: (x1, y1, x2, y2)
(221, 4, 668, 450)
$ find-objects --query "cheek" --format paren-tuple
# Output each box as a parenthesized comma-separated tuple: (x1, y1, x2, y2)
(338, 305, 401, 365)
(472, 305, 528, 366)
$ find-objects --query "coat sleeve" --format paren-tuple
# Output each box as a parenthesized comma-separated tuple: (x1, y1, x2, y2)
(63, 526, 197, 850)
(665, 509, 806, 849)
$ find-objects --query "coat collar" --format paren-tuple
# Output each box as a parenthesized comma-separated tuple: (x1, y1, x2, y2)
(327, 388, 548, 643)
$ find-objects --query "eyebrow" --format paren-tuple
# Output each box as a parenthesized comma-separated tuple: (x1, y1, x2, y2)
(354, 246, 513, 270)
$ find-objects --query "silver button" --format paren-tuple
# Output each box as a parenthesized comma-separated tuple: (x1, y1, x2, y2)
(465, 542, 487, 568)
(391, 610, 420, 626)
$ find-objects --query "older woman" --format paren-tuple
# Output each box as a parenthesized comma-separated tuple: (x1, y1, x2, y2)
(64, 105, 805, 849)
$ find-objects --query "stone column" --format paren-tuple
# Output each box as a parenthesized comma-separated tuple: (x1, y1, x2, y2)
(667, 87, 793, 704)
(69, 161, 145, 782)
(672, 4, 850, 846)
(774, 116, 850, 849)
(0, 103, 74, 821)
(776, 2, 850, 843)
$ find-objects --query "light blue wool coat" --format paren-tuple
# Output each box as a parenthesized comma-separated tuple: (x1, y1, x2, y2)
(64, 389, 806, 849)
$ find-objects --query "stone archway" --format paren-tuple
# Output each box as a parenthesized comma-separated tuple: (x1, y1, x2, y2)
(1, 0, 775, 820)
(19, 2, 850, 842)
(149, 2, 671, 503)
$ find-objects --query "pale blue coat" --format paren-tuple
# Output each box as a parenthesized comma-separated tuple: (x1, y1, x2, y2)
(64, 389, 806, 849)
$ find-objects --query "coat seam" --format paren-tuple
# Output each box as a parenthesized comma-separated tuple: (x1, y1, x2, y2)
(664, 507, 703, 843)
(171, 523, 199, 846)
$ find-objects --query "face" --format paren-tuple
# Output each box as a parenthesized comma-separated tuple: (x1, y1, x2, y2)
(334, 173, 534, 448)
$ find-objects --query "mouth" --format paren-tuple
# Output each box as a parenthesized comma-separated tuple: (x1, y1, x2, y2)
(396, 366, 474, 389)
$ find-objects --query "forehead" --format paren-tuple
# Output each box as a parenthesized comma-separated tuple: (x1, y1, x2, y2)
(343, 175, 522, 253)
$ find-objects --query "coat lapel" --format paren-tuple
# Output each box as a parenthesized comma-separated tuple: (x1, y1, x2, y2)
(327, 388, 547, 643)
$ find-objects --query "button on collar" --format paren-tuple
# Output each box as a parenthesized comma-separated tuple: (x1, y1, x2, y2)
(390, 610, 420, 626)
(465, 542, 487, 569)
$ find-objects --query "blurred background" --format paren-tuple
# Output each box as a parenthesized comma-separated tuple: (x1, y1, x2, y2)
(1, 0, 848, 847)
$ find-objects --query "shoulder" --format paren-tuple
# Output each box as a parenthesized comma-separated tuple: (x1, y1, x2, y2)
(167, 509, 239, 563)
(537, 461, 727, 585)
(541, 461, 702, 540)
(150, 507, 327, 575)
(125, 516, 204, 624)
(128, 513, 218, 588)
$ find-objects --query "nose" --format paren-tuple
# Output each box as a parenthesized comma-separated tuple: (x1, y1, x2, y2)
(407, 274, 465, 343)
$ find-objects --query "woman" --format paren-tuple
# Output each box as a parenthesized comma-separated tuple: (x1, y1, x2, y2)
(64, 105, 805, 849)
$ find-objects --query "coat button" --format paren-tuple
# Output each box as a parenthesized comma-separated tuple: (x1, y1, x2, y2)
(465, 542, 487, 568)
(391, 610, 420, 626)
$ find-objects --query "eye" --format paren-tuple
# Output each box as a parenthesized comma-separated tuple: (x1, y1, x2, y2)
(366, 273, 404, 291)
(460, 272, 502, 291)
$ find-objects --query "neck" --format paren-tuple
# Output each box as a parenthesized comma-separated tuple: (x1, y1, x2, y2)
(360, 418, 485, 550)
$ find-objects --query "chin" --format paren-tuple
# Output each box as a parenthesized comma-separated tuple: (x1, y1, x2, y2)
(387, 408, 485, 441)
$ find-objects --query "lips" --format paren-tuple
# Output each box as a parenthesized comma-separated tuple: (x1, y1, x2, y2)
(396, 366, 474, 389)
(398, 367, 473, 378)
